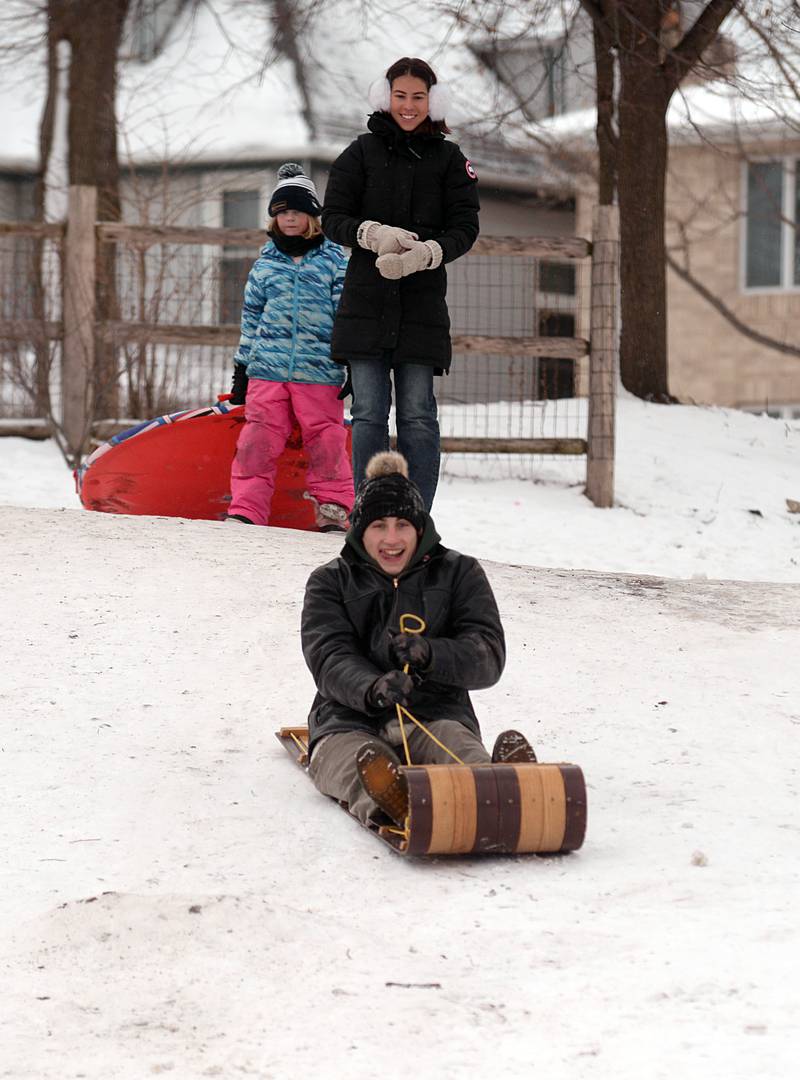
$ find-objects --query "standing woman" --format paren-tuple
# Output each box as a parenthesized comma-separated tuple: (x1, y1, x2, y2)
(321, 56, 480, 511)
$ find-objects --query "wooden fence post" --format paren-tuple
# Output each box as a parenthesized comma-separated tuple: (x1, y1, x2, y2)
(586, 204, 619, 508)
(62, 184, 96, 458)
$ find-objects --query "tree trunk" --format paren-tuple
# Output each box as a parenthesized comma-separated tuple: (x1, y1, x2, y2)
(59, 0, 130, 419)
(29, 11, 63, 417)
(592, 11, 617, 206)
(616, 9, 674, 402)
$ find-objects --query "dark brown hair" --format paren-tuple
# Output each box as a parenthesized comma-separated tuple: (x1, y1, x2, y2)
(385, 56, 451, 135)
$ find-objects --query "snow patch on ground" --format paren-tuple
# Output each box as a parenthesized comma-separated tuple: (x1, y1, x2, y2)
(1, 503, 797, 1078)
(2, 398, 799, 582)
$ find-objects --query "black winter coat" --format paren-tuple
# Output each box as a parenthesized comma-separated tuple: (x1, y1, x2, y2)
(300, 522, 505, 755)
(321, 113, 480, 371)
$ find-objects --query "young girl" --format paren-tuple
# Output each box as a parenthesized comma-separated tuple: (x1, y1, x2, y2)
(227, 163, 353, 531)
(321, 56, 480, 511)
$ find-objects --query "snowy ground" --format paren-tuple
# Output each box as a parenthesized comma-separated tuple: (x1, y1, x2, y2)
(1, 398, 799, 1078)
(3, 397, 799, 583)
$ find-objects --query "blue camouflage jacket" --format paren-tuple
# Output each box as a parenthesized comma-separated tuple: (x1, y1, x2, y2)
(233, 237, 348, 385)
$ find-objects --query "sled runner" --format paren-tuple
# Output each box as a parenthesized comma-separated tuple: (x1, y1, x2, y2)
(75, 398, 351, 529)
(276, 725, 587, 857)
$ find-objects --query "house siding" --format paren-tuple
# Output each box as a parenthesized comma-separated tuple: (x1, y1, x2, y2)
(666, 143, 800, 409)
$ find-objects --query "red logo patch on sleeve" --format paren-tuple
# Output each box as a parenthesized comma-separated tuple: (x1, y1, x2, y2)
(465, 159, 478, 180)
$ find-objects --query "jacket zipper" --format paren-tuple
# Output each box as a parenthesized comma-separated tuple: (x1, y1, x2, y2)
(288, 263, 300, 380)
(389, 576, 400, 630)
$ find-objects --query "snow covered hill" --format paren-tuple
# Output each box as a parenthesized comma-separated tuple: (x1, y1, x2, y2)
(1, 505, 797, 1079)
(3, 397, 799, 582)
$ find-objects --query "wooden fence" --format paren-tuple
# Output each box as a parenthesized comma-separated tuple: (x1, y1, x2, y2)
(0, 186, 618, 506)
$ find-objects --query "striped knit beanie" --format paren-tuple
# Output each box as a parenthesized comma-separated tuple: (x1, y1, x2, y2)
(267, 163, 321, 217)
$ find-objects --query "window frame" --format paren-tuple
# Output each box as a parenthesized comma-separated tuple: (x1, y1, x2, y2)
(126, 0, 186, 63)
(219, 189, 262, 325)
(740, 156, 799, 294)
(473, 37, 569, 121)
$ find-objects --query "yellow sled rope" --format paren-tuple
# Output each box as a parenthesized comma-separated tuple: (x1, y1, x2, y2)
(277, 614, 587, 856)
(393, 612, 464, 769)
(381, 614, 587, 857)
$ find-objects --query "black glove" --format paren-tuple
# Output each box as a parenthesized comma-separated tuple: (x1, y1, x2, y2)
(230, 364, 249, 405)
(368, 670, 414, 709)
(390, 631, 431, 671)
(337, 368, 352, 401)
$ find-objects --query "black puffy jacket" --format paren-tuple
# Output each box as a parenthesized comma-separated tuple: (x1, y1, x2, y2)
(300, 520, 505, 755)
(321, 113, 480, 371)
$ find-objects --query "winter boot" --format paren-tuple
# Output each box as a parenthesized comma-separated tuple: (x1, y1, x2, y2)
(225, 513, 254, 524)
(356, 742, 409, 826)
(491, 729, 538, 764)
(303, 492, 349, 533)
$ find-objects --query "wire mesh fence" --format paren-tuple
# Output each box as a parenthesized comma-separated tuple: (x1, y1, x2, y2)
(0, 219, 604, 490)
(441, 250, 588, 480)
(0, 231, 62, 420)
(110, 239, 237, 416)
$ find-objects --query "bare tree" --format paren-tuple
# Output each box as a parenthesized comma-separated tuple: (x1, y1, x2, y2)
(453, 0, 800, 402)
(446, 2, 753, 401)
(47, 0, 132, 426)
(581, 1, 737, 401)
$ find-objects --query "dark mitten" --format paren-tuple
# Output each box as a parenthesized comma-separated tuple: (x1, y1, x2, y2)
(390, 631, 431, 670)
(230, 364, 249, 405)
(368, 670, 414, 709)
(337, 368, 352, 401)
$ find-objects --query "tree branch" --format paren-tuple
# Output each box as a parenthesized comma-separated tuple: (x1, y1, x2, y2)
(666, 0, 738, 91)
(666, 249, 800, 361)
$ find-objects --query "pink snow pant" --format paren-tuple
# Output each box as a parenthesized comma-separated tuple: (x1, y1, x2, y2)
(229, 380, 354, 526)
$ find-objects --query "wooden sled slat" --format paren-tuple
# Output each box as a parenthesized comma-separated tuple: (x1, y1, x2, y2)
(276, 727, 587, 857)
(405, 762, 585, 855)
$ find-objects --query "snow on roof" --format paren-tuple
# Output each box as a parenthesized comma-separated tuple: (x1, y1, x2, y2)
(520, 75, 800, 161)
(115, 4, 311, 167)
(3, 0, 798, 188)
(0, 0, 550, 188)
(0, 2, 313, 174)
(668, 77, 800, 145)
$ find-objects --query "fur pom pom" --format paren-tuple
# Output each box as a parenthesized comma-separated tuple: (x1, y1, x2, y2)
(365, 451, 409, 480)
(277, 162, 305, 180)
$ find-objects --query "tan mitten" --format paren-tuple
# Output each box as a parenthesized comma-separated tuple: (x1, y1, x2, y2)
(357, 221, 419, 255)
(376, 239, 443, 279)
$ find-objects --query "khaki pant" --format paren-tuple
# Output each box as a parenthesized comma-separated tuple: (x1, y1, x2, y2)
(308, 718, 490, 824)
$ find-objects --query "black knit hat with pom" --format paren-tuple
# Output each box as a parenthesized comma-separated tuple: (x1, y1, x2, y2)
(349, 452, 426, 538)
(267, 162, 322, 217)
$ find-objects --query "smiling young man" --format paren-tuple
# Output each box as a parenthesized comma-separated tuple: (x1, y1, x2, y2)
(300, 452, 535, 826)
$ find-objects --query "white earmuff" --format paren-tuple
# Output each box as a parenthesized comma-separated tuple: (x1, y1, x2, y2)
(367, 77, 391, 112)
(428, 82, 450, 122)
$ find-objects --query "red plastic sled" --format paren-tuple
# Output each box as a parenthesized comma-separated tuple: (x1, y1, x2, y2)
(75, 400, 350, 530)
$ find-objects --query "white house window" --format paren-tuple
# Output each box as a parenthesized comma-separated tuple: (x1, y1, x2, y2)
(220, 191, 261, 324)
(126, 0, 185, 63)
(474, 40, 567, 120)
(744, 160, 799, 290)
(539, 261, 576, 296)
(471, 22, 596, 121)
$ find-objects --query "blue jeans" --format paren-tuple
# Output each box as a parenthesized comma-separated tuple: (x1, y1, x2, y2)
(349, 360, 440, 511)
